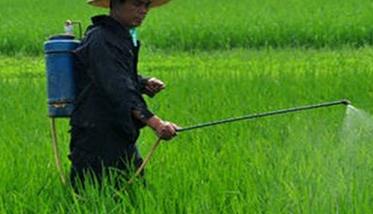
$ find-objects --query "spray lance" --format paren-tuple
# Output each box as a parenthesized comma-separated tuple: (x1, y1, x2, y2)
(44, 20, 82, 185)
(128, 99, 351, 183)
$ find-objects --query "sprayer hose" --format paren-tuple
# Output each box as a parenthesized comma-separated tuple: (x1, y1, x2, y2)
(50, 118, 66, 185)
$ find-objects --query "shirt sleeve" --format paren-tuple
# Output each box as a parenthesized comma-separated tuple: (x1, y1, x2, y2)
(137, 75, 157, 98)
(86, 31, 154, 121)
(137, 74, 149, 92)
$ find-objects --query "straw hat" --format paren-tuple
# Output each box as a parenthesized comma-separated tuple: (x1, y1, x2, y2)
(87, 0, 170, 8)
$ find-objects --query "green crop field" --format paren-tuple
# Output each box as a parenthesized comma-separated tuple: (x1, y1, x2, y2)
(2, 0, 373, 54)
(1, 49, 373, 213)
(1, 0, 373, 213)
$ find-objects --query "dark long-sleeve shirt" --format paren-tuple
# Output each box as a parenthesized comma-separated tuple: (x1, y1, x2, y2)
(71, 15, 153, 145)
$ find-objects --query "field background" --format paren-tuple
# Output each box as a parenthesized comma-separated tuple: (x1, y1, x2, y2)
(1, 0, 373, 213)
(2, 0, 373, 54)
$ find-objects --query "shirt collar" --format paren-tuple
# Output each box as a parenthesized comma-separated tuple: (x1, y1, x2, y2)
(91, 15, 131, 39)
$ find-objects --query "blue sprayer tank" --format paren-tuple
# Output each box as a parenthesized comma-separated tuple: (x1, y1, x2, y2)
(44, 34, 80, 117)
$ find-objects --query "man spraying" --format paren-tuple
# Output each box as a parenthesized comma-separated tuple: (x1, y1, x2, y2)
(69, 0, 178, 189)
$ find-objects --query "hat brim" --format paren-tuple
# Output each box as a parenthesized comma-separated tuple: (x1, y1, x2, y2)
(87, 0, 170, 8)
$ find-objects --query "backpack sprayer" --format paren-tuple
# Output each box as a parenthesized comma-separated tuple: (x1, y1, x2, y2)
(44, 21, 352, 185)
(44, 20, 82, 185)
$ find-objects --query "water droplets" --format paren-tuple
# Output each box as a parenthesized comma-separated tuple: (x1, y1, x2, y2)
(340, 105, 373, 144)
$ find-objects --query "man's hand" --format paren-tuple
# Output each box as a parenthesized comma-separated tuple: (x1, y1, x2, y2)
(145, 78, 165, 96)
(146, 116, 179, 140)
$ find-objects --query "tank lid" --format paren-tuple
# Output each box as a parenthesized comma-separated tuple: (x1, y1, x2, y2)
(49, 34, 75, 40)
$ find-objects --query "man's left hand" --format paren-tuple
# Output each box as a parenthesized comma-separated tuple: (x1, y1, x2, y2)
(145, 78, 165, 95)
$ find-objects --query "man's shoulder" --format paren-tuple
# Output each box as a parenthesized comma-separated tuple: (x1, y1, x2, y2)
(84, 25, 131, 47)
(84, 25, 110, 43)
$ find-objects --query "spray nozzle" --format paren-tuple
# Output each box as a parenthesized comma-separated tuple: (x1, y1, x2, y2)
(341, 99, 352, 106)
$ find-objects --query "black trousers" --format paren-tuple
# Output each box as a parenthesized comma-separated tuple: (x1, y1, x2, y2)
(69, 123, 144, 191)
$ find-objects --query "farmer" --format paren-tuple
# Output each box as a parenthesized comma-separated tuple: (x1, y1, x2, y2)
(69, 0, 178, 189)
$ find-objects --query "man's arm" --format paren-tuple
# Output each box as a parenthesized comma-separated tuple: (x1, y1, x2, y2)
(137, 75, 154, 97)
(132, 112, 178, 140)
(138, 75, 165, 98)
(137, 75, 149, 92)
(86, 32, 178, 139)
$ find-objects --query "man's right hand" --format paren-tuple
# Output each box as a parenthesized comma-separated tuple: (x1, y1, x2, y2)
(146, 116, 179, 140)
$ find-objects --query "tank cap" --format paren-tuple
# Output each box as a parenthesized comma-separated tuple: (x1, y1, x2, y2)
(48, 34, 75, 40)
